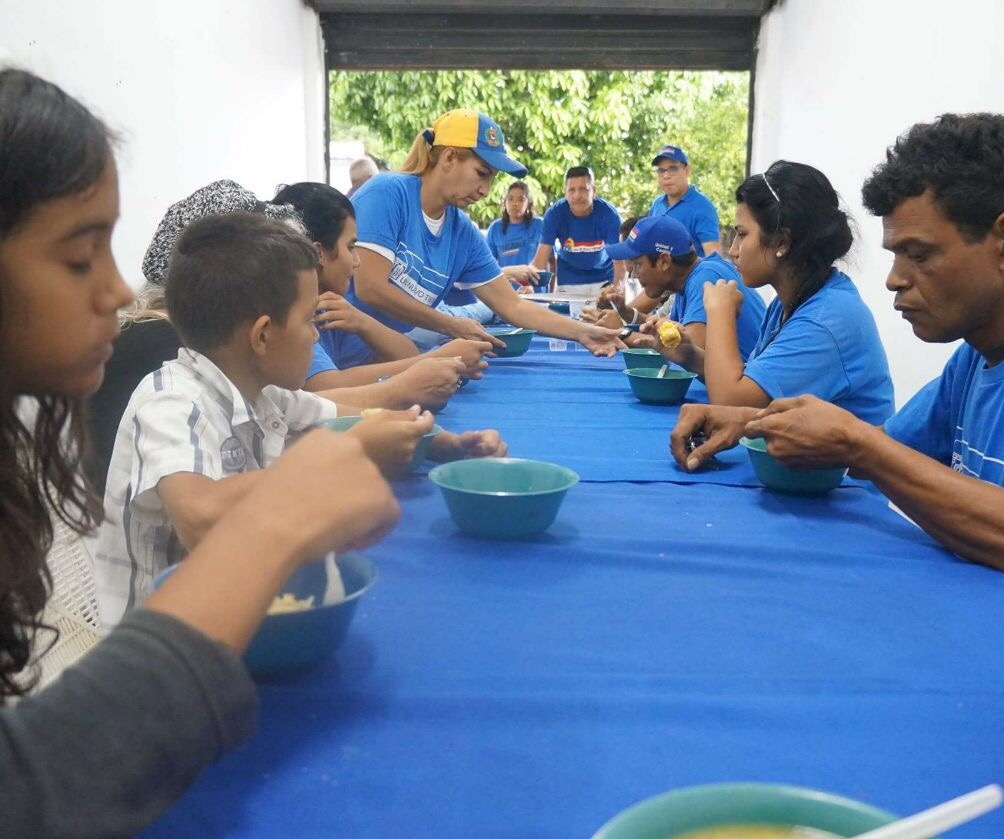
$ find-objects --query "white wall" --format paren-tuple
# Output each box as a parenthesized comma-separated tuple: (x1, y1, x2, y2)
(751, 0, 1004, 406)
(0, 0, 326, 287)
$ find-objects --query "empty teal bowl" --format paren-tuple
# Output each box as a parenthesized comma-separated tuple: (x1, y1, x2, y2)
(740, 436, 847, 495)
(532, 270, 553, 291)
(591, 782, 899, 839)
(321, 416, 442, 471)
(428, 457, 579, 538)
(488, 327, 536, 357)
(623, 367, 697, 405)
(154, 553, 377, 677)
(549, 301, 571, 315)
(621, 348, 665, 370)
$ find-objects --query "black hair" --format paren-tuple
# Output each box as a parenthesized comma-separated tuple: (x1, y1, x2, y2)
(271, 182, 355, 252)
(0, 68, 113, 699)
(499, 180, 535, 234)
(736, 160, 852, 314)
(862, 113, 1004, 243)
(565, 165, 594, 183)
(644, 251, 698, 269)
(619, 216, 641, 241)
(165, 212, 319, 353)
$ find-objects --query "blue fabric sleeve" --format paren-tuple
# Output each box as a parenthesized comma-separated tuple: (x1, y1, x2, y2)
(540, 206, 560, 248)
(692, 198, 721, 245)
(743, 319, 850, 402)
(885, 349, 965, 463)
(604, 205, 621, 244)
(486, 221, 501, 259)
(453, 218, 503, 289)
(307, 340, 337, 380)
(352, 176, 405, 252)
(676, 275, 709, 326)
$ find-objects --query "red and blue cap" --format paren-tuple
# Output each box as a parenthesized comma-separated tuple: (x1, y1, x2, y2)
(652, 144, 689, 166)
(606, 216, 694, 260)
(425, 109, 528, 177)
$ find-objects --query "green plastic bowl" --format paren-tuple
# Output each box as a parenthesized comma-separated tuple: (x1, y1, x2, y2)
(623, 367, 697, 405)
(740, 436, 847, 496)
(154, 553, 377, 678)
(591, 782, 901, 839)
(428, 457, 579, 539)
(621, 348, 665, 370)
(488, 327, 537, 357)
(321, 416, 442, 472)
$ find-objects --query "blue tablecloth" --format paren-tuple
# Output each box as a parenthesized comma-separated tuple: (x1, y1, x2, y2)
(143, 340, 1004, 839)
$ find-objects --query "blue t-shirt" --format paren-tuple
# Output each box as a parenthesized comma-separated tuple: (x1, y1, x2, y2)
(648, 185, 721, 257)
(347, 173, 502, 332)
(307, 325, 375, 377)
(742, 269, 894, 425)
(486, 217, 543, 266)
(886, 343, 1004, 486)
(668, 253, 767, 361)
(540, 198, 621, 286)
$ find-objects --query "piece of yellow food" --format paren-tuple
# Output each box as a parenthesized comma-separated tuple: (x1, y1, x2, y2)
(658, 320, 682, 349)
(267, 593, 315, 615)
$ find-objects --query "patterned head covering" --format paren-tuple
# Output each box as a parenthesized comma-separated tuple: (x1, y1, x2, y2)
(142, 179, 301, 285)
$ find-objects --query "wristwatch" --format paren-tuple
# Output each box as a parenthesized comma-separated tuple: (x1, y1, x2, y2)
(617, 326, 634, 340)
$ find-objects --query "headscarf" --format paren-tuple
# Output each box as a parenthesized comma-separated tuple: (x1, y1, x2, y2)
(141, 179, 300, 286)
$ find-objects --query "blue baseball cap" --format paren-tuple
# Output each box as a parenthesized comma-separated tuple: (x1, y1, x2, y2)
(606, 216, 694, 260)
(428, 109, 528, 178)
(652, 144, 689, 166)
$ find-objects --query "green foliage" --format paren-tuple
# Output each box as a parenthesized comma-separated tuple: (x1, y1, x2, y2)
(330, 70, 748, 229)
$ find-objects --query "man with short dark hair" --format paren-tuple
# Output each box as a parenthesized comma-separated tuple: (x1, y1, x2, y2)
(649, 144, 721, 257)
(533, 166, 624, 294)
(672, 113, 1004, 570)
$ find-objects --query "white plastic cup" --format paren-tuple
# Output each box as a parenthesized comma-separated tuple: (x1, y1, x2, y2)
(548, 338, 568, 352)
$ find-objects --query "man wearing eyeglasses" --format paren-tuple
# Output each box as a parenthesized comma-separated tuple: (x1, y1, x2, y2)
(533, 165, 625, 295)
(649, 145, 722, 257)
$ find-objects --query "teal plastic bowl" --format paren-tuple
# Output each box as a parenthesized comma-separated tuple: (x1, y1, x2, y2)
(488, 327, 536, 357)
(154, 553, 377, 677)
(531, 270, 553, 291)
(621, 348, 665, 370)
(740, 436, 847, 496)
(623, 367, 697, 405)
(321, 416, 442, 471)
(592, 782, 900, 839)
(549, 301, 571, 315)
(428, 457, 579, 538)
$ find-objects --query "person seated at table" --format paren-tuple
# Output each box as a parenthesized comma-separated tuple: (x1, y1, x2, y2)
(94, 212, 507, 628)
(672, 114, 1004, 569)
(605, 216, 766, 360)
(268, 182, 493, 384)
(486, 180, 544, 290)
(532, 165, 626, 296)
(0, 67, 400, 837)
(657, 161, 894, 423)
(340, 108, 623, 364)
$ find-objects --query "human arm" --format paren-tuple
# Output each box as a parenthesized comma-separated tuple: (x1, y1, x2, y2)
(744, 395, 1004, 570)
(353, 248, 503, 345)
(315, 291, 420, 362)
(700, 240, 722, 256)
(702, 280, 770, 407)
(473, 276, 624, 357)
(313, 356, 467, 413)
(428, 428, 508, 461)
(500, 264, 540, 284)
(531, 242, 553, 271)
(669, 403, 761, 471)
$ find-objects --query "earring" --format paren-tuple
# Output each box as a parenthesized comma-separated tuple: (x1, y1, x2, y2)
(775, 251, 784, 258)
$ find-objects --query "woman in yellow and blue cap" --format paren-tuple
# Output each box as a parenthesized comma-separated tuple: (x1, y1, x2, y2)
(335, 109, 622, 366)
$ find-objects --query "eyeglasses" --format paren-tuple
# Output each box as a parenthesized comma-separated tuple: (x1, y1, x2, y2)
(654, 165, 684, 176)
(761, 172, 781, 204)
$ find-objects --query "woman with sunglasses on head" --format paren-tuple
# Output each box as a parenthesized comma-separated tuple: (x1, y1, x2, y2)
(0, 68, 399, 837)
(341, 109, 622, 365)
(650, 160, 894, 424)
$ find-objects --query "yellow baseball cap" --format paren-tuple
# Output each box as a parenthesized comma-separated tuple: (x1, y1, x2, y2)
(425, 109, 528, 177)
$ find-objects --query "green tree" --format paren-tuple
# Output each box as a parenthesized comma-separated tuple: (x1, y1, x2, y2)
(330, 70, 748, 230)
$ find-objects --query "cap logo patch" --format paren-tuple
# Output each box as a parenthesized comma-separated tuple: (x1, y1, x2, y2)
(485, 127, 500, 147)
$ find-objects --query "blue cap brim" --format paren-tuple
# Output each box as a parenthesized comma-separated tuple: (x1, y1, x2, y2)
(606, 241, 643, 260)
(477, 148, 528, 178)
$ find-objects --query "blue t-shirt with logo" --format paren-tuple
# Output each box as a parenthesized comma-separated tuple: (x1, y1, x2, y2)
(486, 217, 543, 266)
(648, 185, 721, 257)
(540, 197, 621, 286)
(667, 253, 767, 361)
(742, 269, 894, 425)
(886, 343, 1004, 486)
(346, 172, 501, 332)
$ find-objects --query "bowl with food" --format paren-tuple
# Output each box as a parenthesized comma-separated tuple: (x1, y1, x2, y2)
(153, 552, 377, 677)
(623, 367, 697, 405)
(591, 782, 899, 839)
(488, 327, 537, 358)
(740, 436, 847, 496)
(428, 457, 578, 539)
(321, 414, 442, 472)
(621, 348, 666, 370)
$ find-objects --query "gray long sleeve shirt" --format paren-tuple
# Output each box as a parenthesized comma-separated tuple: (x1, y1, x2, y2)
(0, 609, 257, 839)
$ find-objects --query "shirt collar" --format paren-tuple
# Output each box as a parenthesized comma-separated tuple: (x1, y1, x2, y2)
(174, 348, 284, 430)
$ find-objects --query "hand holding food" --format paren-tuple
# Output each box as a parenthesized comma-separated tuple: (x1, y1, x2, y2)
(658, 319, 682, 349)
(670, 404, 761, 471)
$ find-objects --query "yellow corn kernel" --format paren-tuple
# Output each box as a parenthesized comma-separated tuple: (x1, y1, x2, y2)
(658, 320, 681, 349)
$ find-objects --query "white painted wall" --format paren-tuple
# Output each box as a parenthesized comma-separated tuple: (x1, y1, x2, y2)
(0, 0, 326, 288)
(751, 0, 1004, 406)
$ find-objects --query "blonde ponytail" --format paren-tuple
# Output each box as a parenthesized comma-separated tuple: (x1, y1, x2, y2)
(399, 130, 434, 174)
